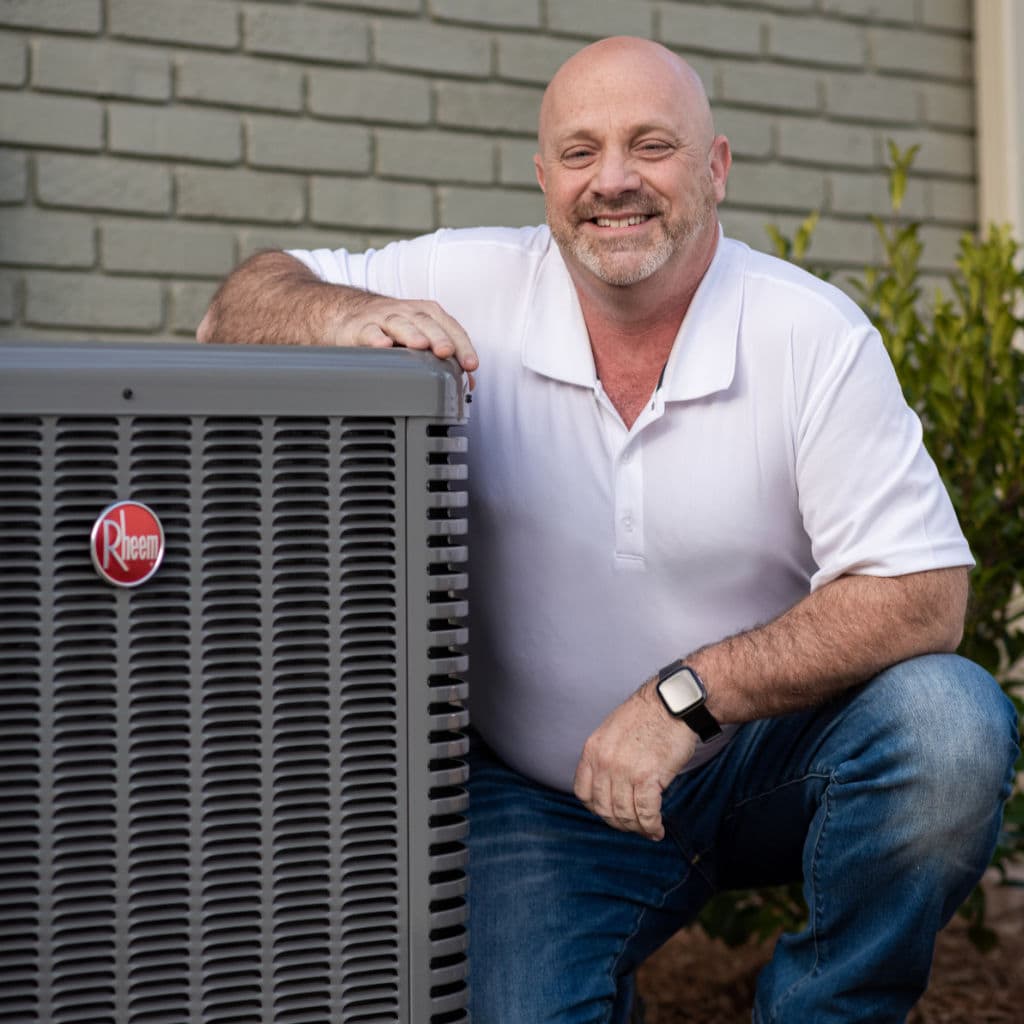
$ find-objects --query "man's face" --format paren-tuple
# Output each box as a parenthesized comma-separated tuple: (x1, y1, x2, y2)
(534, 49, 728, 289)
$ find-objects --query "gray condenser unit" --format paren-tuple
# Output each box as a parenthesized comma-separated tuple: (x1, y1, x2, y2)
(0, 341, 471, 1023)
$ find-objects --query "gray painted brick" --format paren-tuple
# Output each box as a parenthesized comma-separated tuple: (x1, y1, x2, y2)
(317, 0, 419, 10)
(736, 0, 815, 9)
(921, 0, 972, 32)
(660, 4, 764, 57)
(308, 68, 430, 124)
(170, 280, 219, 336)
(436, 81, 542, 135)
(37, 154, 172, 214)
(546, 0, 654, 38)
(0, 274, 14, 322)
(884, 129, 974, 177)
(247, 116, 371, 173)
(236, 227, 364, 261)
(828, 170, 928, 219)
(0, 0, 101, 33)
(32, 37, 170, 101)
(0, 92, 102, 150)
(496, 35, 581, 85)
(0, 150, 27, 203)
(0, 209, 95, 268)
(109, 0, 239, 50)
(311, 177, 433, 231)
(870, 28, 972, 80)
(920, 81, 974, 130)
(374, 20, 491, 77)
(0, 32, 26, 85)
(102, 220, 236, 276)
(243, 4, 369, 64)
(109, 104, 242, 164)
(177, 52, 303, 112)
(725, 161, 826, 212)
(376, 128, 494, 184)
(431, 0, 540, 28)
(797, 215, 878, 265)
(499, 139, 541, 187)
(918, 223, 965, 270)
(25, 272, 163, 330)
(438, 185, 545, 229)
(717, 62, 820, 113)
(725, 210, 879, 268)
(712, 108, 774, 159)
(823, 73, 918, 124)
(821, 0, 916, 23)
(777, 116, 876, 168)
(929, 179, 976, 224)
(767, 16, 866, 68)
(719, 208, 799, 255)
(177, 167, 306, 223)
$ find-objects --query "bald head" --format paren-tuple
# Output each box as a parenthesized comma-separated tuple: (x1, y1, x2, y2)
(538, 37, 714, 156)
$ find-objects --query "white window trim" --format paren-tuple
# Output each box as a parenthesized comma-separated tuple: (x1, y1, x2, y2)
(974, 0, 1024, 238)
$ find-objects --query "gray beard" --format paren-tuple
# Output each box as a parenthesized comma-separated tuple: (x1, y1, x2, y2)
(549, 188, 716, 287)
(568, 232, 677, 287)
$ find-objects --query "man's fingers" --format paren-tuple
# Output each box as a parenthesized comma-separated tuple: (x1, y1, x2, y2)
(368, 301, 478, 371)
(573, 758, 593, 808)
(634, 782, 665, 841)
(354, 322, 397, 347)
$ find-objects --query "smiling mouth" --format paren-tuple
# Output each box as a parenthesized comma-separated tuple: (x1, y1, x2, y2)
(592, 214, 652, 228)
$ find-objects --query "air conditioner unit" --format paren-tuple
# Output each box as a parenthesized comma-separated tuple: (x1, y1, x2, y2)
(0, 341, 471, 1024)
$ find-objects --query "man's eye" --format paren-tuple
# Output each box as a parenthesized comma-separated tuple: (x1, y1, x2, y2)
(563, 149, 593, 164)
(638, 142, 671, 156)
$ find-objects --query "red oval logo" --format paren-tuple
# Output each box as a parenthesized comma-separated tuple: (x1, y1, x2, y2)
(90, 501, 165, 588)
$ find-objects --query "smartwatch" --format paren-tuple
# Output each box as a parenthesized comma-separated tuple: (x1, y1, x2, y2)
(655, 660, 722, 742)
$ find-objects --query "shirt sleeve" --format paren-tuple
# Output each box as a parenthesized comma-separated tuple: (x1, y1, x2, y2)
(793, 320, 973, 590)
(286, 232, 442, 298)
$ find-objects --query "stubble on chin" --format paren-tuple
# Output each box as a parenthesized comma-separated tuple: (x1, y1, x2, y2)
(548, 190, 715, 288)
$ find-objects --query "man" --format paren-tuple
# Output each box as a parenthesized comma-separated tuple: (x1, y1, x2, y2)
(198, 36, 1017, 1023)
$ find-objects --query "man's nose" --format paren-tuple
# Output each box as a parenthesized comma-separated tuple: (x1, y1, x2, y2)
(590, 151, 642, 196)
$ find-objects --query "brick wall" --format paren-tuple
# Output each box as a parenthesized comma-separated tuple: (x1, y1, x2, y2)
(0, 0, 976, 341)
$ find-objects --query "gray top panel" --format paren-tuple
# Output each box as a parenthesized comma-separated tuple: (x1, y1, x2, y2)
(0, 340, 466, 419)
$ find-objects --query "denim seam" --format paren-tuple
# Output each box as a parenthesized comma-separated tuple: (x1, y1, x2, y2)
(726, 769, 832, 816)
(763, 769, 836, 1023)
(606, 861, 699, 1024)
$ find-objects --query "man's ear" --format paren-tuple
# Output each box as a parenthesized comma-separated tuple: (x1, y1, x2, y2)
(534, 153, 546, 192)
(709, 135, 732, 204)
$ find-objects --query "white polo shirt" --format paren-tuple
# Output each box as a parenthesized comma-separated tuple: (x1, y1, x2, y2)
(291, 226, 972, 793)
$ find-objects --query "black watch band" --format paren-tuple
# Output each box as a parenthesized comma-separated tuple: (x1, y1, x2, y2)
(655, 660, 722, 743)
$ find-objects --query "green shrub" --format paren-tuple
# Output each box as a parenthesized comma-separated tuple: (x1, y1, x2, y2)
(699, 145, 1024, 951)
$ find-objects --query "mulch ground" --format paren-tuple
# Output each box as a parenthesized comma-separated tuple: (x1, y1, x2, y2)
(636, 874, 1024, 1022)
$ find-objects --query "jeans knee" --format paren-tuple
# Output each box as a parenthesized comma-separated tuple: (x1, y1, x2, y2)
(861, 655, 1018, 853)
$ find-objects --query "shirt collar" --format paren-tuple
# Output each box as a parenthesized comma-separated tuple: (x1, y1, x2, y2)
(521, 227, 745, 403)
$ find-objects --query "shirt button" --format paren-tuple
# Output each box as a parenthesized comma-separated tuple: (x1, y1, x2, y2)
(622, 515, 634, 532)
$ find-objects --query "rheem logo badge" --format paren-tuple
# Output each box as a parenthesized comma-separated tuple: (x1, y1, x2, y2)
(90, 501, 165, 587)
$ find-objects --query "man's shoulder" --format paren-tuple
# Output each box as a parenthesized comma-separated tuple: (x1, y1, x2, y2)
(723, 235, 869, 331)
(434, 224, 553, 256)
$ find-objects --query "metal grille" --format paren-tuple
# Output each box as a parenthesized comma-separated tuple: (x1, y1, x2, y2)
(0, 407, 469, 1024)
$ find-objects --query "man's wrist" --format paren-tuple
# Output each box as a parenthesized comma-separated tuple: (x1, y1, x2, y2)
(654, 660, 722, 742)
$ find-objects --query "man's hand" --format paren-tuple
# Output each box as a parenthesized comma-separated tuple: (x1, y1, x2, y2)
(196, 250, 479, 374)
(573, 680, 698, 841)
(335, 294, 479, 373)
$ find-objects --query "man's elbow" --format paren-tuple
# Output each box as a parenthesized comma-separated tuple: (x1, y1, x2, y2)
(196, 308, 214, 344)
(922, 567, 969, 654)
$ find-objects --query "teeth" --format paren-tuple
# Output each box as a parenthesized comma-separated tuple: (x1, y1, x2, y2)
(594, 215, 648, 227)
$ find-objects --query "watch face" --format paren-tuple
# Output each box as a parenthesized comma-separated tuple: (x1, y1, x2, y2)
(660, 667, 705, 715)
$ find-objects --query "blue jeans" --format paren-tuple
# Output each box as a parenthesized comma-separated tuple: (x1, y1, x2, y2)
(466, 655, 1019, 1023)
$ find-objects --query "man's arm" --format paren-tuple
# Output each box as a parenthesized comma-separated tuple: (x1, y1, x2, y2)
(196, 249, 479, 371)
(573, 566, 968, 840)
